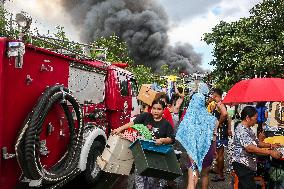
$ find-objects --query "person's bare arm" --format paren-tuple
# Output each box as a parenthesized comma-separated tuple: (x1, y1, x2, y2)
(156, 137, 173, 145)
(258, 131, 266, 142)
(227, 115, 232, 136)
(217, 103, 228, 125)
(174, 98, 183, 110)
(245, 144, 282, 159)
(258, 141, 283, 149)
(210, 103, 216, 113)
(265, 110, 268, 119)
(174, 83, 184, 98)
(258, 141, 271, 148)
(111, 121, 134, 134)
(213, 120, 219, 141)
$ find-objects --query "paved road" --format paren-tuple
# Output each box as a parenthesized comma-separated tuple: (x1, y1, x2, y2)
(64, 145, 233, 189)
(64, 172, 232, 189)
(64, 135, 236, 189)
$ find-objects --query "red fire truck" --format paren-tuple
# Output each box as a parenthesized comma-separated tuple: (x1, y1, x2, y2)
(0, 37, 140, 188)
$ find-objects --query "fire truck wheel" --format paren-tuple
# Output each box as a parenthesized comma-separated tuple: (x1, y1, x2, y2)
(84, 140, 105, 185)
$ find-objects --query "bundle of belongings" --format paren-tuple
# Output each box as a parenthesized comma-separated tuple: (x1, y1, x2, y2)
(97, 124, 182, 179)
(121, 124, 154, 142)
(137, 83, 165, 106)
(97, 124, 154, 175)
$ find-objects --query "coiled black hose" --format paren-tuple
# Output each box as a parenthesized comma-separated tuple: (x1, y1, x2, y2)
(15, 85, 84, 186)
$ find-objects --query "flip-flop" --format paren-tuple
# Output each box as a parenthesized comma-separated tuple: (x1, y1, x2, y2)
(211, 175, 225, 182)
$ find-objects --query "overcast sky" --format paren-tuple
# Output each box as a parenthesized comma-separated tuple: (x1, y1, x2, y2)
(5, 0, 262, 70)
(157, 0, 262, 70)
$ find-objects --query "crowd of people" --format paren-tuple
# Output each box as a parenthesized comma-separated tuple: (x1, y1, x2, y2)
(113, 82, 283, 189)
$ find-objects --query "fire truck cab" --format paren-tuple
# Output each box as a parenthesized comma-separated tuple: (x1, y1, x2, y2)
(0, 37, 140, 188)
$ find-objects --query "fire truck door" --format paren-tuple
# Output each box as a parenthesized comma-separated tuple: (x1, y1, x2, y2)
(130, 78, 140, 120)
(117, 72, 132, 126)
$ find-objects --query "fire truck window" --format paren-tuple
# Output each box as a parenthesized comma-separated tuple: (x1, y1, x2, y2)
(118, 72, 129, 96)
(130, 79, 138, 97)
(69, 67, 106, 104)
(120, 80, 129, 96)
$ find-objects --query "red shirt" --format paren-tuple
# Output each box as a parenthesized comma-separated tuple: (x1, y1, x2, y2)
(162, 107, 174, 128)
(180, 108, 187, 121)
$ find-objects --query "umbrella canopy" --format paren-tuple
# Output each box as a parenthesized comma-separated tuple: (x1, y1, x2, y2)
(222, 78, 284, 104)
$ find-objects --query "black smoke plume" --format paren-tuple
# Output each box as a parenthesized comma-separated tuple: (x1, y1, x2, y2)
(60, 0, 203, 73)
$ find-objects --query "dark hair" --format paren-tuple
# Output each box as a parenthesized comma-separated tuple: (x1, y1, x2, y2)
(204, 94, 210, 107)
(152, 99, 166, 109)
(160, 94, 170, 104)
(212, 88, 223, 97)
(241, 106, 257, 120)
(177, 87, 183, 94)
(141, 102, 148, 109)
(256, 102, 266, 108)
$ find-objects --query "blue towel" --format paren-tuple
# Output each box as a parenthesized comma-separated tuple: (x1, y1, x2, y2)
(167, 81, 175, 101)
(176, 92, 216, 172)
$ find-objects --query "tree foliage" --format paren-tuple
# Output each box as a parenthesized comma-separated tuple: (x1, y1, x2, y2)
(127, 64, 180, 89)
(203, 0, 284, 90)
(159, 64, 179, 77)
(90, 34, 134, 65)
(0, 8, 18, 38)
(127, 65, 157, 88)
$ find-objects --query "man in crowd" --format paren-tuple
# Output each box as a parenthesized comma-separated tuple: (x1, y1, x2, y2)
(211, 88, 232, 182)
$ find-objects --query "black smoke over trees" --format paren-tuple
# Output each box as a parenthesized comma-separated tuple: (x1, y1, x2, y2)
(59, 0, 203, 73)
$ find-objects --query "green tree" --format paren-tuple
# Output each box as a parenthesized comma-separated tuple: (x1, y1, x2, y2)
(157, 64, 180, 87)
(90, 34, 133, 65)
(90, 34, 163, 89)
(203, 0, 284, 90)
(0, 8, 18, 38)
(160, 64, 179, 77)
(127, 65, 158, 88)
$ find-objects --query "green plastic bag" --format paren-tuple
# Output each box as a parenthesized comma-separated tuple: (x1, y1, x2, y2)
(131, 124, 153, 140)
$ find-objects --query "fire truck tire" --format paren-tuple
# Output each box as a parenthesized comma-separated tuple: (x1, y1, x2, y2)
(84, 140, 105, 185)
